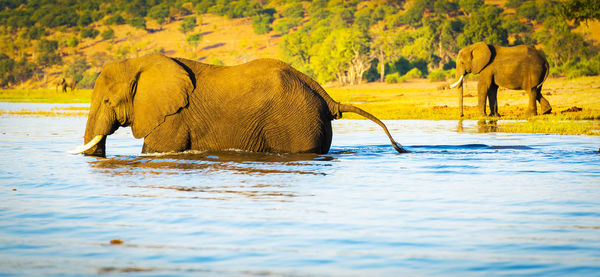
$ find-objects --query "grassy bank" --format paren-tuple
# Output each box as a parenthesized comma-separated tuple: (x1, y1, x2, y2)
(0, 89, 91, 103)
(1, 76, 599, 135)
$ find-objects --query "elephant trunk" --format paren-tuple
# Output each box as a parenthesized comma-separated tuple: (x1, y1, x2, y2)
(70, 102, 119, 157)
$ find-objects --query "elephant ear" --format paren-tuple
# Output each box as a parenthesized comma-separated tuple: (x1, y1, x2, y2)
(471, 42, 492, 74)
(131, 54, 193, 139)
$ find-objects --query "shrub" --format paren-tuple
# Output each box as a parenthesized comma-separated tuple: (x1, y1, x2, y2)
(404, 67, 423, 79)
(78, 72, 99, 89)
(80, 28, 99, 39)
(428, 69, 448, 82)
(428, 68, 454, 82)
(104, 14, 125, 25)
(180, 16, 196, 34)
(101, 28, 114, 41)
(385, 72, 402, 83)
(253, 14, 274, 34)
(128, 17, 146, 30)
(186, 33, 203, 48)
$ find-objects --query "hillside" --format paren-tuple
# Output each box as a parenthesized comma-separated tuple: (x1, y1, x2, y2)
(1, 0, 599, 89)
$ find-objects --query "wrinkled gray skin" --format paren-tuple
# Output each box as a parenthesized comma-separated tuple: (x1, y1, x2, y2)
(82, 54, 407, 157)
(453, 42, 551, 116)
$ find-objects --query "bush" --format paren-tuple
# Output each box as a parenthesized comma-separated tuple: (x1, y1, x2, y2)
(563, 56, 600, 78)
(404, 67, 423, 79)
(428, 68, 454, 82)
(385, 72, 402, 83)
(428, 69, 448, 82)
(80, 28, 99, 39)
(180, 16, 196, 34)
(101, 28, 114, 41)
(104, 14, 125, 25)
(128, 17, 146, 30)
(78, 72, 99, 89)
(186, 33, 203, 48)
(253, 14, 274, 34)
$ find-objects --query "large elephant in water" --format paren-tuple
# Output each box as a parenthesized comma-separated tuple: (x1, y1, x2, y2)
(449, 42, 551, 117)
(71, 54, 408, 157)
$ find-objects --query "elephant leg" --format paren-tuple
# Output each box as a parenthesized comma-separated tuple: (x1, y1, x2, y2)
(477, 78, 491, 116)
(526, 88, 538, 116)
(487, 83, 500, 117)
(142, 113, 190, 154)
(536, 86, 552, 114)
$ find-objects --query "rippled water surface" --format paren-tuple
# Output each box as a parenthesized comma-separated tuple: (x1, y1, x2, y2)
(1, 103, 600, 276)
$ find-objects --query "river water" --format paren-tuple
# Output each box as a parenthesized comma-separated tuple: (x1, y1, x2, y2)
(1, 103, 599, 276)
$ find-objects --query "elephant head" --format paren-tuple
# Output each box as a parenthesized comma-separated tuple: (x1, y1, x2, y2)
(72, 54, 194, 157)
(449, 42, 492, 116)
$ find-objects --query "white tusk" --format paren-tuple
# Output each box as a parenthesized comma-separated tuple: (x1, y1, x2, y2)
(69, 135, 104, 155)
(449, 75, 464, 88)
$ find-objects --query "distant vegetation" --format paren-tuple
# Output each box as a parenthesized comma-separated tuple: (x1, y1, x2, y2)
(0, 0, 598, 88)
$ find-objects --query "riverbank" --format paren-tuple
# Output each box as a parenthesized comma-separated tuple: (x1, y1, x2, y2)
(1, 76, 599, 135)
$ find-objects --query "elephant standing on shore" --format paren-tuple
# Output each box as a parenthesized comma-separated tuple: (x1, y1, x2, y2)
(71, 54, 408, 157)
(56, 77, 77, 93)
(449, 42, 551, 116)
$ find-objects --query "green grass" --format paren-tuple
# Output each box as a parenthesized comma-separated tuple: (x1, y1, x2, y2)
(2, 76, 599, 136)
(0, 89, 91, 103)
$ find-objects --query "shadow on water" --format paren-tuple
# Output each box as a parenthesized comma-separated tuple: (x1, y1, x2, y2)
(88, 150, 336, 177)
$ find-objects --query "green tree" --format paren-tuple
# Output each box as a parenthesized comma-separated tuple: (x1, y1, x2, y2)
(80, 28, 99, 39)
(458, 5, 508, 47)
(101, 28, 115, 41)
(148, 3, 170, 29)
(104, 14, 125, 25)
(558, 0, 600, 24)
(180, 16, 197, 34)
(36, 39, 61, 68)
(186, 33, 203, 49)
(128, 17, 146, 30)
(65, 57, 90, 83)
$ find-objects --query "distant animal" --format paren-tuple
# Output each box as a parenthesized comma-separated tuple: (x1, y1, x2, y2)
(449, 42, 551, 117)
(56, 77, 77, 93)
(71, 53, 408, 157)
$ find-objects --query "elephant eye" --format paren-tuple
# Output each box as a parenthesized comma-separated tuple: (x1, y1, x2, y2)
(103, 98, 110, 104)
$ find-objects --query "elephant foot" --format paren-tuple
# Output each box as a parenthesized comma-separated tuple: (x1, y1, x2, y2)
(488, 112, 501, 117)
(542, 107, 552, 115)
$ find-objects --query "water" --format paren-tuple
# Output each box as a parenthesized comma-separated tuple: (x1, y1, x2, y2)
(1, 103, 600, 276)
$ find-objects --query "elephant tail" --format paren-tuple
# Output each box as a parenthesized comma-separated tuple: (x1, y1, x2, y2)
(538, 59, 550, 89)
(338, 103, 409, 153)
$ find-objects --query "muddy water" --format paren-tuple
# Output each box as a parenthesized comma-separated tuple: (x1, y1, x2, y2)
(1, 103, 599, 276)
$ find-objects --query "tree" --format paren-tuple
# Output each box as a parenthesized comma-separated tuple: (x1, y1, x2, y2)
(369, 22, 401, 82)
(64, 57, 90, 83)
(101, 28, 115, 41)
(311, 28, 372, 85)
(148, 3, 170, 29)
(458, 5, 508, 47)
(558, 0, 600, 25)
(253, 13, 274, 34)
(36, 39, 61, 68)
(186, 33, 203, 50)
(180, 16, 196, 34)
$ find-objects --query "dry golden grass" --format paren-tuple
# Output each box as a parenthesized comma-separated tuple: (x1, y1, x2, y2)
(327, 76, 600, 135)
(2, 76, 599, 135)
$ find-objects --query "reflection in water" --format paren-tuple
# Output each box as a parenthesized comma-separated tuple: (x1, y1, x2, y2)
(477, 120, 498, 133)
(89, 150, 333, 176)
(87, 150, 335, 201)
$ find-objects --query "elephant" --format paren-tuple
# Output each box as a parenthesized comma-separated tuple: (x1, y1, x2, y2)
(70, 54, 408, 157)
(56, 77, 77, 93)
(449, 42, 551, 117)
